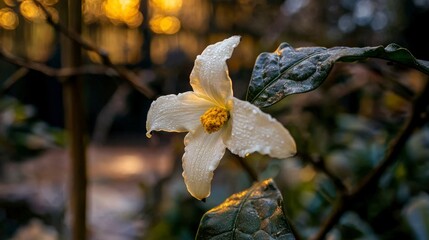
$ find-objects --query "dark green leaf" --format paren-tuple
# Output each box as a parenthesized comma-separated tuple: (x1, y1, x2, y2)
(247, 43, 429, 108)
(196, 179, 295, 240)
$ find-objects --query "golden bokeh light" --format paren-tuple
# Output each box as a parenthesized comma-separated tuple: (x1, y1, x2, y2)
(150, 15, 180, 34)
(150, 0, 182, 14)
(20, 0, 42, 21)
(148, 0, 210, 63)
(159, 16, 180, 34)
(103, 0, 143, 27)
(18, 0, 59, 23)
(40, 0, 59, 6)
(299, 165, 317, 182)
(0, 8, 19, 30)
(86, 25, 143, 64)
(125, 11, 143, 28)
(83, 0, 103, 24)
(25, 23, 56, 62)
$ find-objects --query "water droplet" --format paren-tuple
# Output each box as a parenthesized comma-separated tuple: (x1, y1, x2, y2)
(260, 93, 268, 99)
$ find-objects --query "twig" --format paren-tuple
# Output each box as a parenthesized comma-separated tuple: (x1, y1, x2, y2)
(233, 154, 259, 182)
(311, 195, 347, 240)
(311, 80, 429, 240)
(32, 0, 156, 99)
(0, 49, 114, 78)
(0, 49, 58, 76)
(350, 85, 429, 198)
(92, 84, 130, 144)
(0, 67, 29, 96)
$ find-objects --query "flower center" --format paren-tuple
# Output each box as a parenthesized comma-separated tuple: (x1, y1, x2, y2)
(200, 106, 229, 134)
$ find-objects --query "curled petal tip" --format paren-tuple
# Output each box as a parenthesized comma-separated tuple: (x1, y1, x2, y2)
(146, 132, 152, 138)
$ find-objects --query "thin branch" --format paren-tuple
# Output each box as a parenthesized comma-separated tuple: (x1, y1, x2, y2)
(0, 67, 29, 96)
(0, 49, 58, 76)
(232, 154, 259, 182)
(0, 48, 115, 78)
(311, 80, 429, 240)
(311, 195, 347, 240)
(92, 84, 130, 144)
(32, 0, 156, 99)
(351, 84, 429, 198)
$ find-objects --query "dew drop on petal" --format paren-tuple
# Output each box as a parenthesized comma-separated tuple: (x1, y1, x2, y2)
(262, 146, 271, 153)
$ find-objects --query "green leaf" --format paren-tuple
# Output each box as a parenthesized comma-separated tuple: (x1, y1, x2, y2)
(246, 43, 429, 108)
(403, 193, 429, 240)
(196, 179, 295, 240)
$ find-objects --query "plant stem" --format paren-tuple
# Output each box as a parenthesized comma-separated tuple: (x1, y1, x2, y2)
(61, 0, 87, 239)
(235, 155, 259, 182)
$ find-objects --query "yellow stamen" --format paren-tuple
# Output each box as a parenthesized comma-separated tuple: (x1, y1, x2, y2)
(200, 106, 229, 134)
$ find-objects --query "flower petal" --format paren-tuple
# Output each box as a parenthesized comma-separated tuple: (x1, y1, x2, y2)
(182, 127, 227, 200)
(146, 92, 214, 137)
(190, 36, 240, 106)
(226, 98, 296, 158)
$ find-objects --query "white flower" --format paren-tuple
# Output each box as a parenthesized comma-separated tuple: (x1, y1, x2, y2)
(146, 36, 296, 200)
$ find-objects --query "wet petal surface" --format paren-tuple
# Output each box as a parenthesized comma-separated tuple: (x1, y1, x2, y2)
(182, 127, 227, 200)
(146, 92, 214, 137)
(226, 98, 296, 159)
(190, 36, 240, 106)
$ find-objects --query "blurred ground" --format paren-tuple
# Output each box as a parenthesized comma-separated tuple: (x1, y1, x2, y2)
(0, 144, 174, 240)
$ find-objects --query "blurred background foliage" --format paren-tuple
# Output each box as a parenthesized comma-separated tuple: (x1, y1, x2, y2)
(0, 0, 428, 239)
